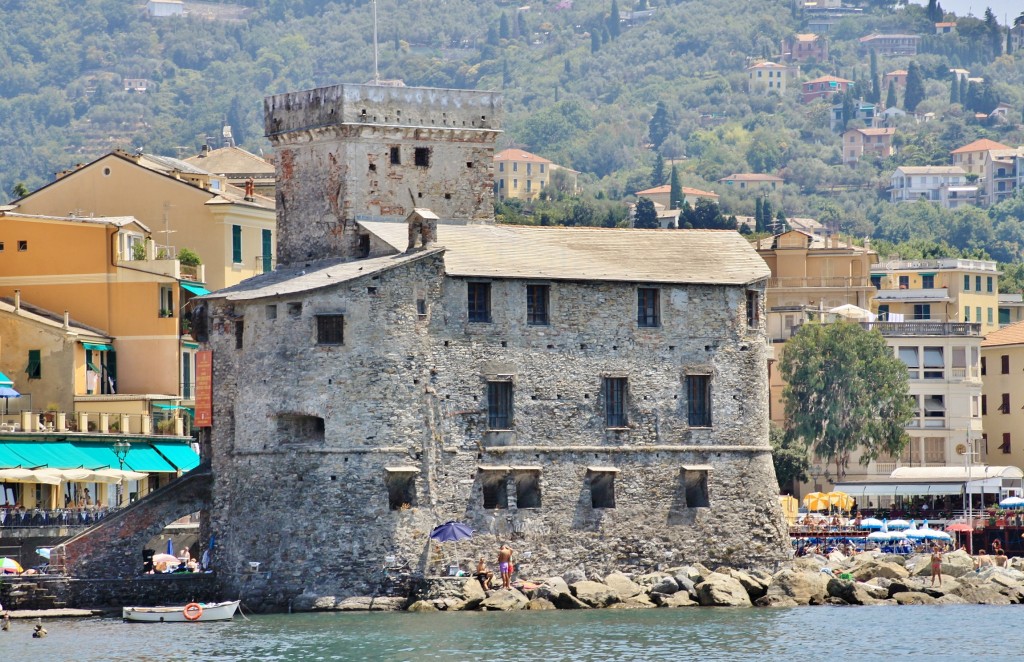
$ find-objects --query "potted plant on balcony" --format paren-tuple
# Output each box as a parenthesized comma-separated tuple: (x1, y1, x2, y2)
(42, 403, 59, 427)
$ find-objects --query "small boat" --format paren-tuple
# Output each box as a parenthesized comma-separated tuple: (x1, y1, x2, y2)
(122, 600, 240, 623)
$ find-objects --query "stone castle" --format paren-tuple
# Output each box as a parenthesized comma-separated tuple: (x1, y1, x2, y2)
(203, 83, 789, 609)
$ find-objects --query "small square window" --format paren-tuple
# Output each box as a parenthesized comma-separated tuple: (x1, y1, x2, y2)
(414, 147, 430, 167)
(481, 470, 509, 509)
(317, 314, 344, 345)
(386, 472, 417, 510)
(18, 240, 28, 251)
(0, 242, 4, 252)
(390, 147, 401, 165)
(265, 305, 277, 320)
(637, 288, 660, 327)
(514, 471, 542, 508)
(287, 302, 302, 317)
(589, 471, 616, 509)
(235, 320, 244, 350)
(683, 469, 710, 508)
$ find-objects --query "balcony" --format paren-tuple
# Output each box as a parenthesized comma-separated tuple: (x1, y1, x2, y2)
(1, 410, 190, 437)
(860, 321, 981, 337)
(767, 276, 872, 289)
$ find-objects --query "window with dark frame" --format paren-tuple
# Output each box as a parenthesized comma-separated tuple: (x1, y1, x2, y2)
(982, 356, 987, 375)
(603, 377, 627, 428)
(527, 284, 550, 326)
(637, 287, 660, 327)
(687, 374, 712, 427)
(683, 469, 710, 508)
(590, 471, 616, 508)
(921, 274, 934, 289)
(487, 380, 513, 430)
(514, 471, 542, 508)
(17, 240, 27, 251)
(1002, 433, 1012, 454)
(414, 147, 430, 167)
(982, 394, 987, 415)
(26, 349, 41, 379)
(390, 146, 401, 165)
(1002, 354, 1010, 374)
(746, 290, 760, 328)
(481, 471, 509, 509)
(316, 314, 345, 345)
(386, 473, 417, 510)
(1001, 393, 1010, 413)
(234, 320, 244, 350)
(468, 282, 491, 323)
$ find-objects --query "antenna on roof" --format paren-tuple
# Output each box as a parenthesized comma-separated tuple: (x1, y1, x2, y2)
(372, 0, 380, 85)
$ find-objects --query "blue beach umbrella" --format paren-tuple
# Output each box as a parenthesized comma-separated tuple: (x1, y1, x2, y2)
(999, 497, 1024, 509)
(429, 521, 474, 543)
(859, 517, 885, 530)
(888, 519, 911, 530)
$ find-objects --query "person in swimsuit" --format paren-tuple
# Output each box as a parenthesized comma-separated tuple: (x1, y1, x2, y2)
(474, 557, 493, 591)
(930, 545, 943, 587)
(497, 544, 514, 590)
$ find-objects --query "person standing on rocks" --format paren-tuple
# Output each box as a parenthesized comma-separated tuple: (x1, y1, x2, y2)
(497, 544, 514, 590)
(930, 545, 943, 587)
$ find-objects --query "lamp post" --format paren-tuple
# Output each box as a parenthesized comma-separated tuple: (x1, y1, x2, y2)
(960, 437, 980, 554)
(113, 439, 131, 508)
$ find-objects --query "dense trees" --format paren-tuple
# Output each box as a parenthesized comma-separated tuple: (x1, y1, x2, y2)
(903, 62, 925, 111)
(633, 197, 658, 228)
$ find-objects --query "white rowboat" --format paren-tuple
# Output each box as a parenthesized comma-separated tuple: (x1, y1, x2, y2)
(122, 600, 240, 623)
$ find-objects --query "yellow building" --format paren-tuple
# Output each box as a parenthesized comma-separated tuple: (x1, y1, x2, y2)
(12, 150, 276, 291)
(981, 321, 1024, 469)
(494, 149, 556, 201)
(755, 230, 877, 426)
(0, 211, 199, 404)
(745, 61, 797, 95)
(870, 257, 1000, 335)
(951, 138, 1011, 178)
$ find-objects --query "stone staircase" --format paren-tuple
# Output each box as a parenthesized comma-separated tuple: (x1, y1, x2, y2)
(0, 577, 68, 610)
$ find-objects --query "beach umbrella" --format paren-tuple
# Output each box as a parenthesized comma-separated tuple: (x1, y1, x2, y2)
(946, 522, 973, 533)
(779, 495, 799, 525)
(826, 491, 854, 511)
(859, 517, 885, 529)
(888, 519, 911, 530)
(36, 548, 52, 560)
(0, 557, 23, 573)
(0, 371, 19, 415)
(803, 492, 831, 511)
(866, 531, 891, 542)
(999, 496, 1024, 509)
(430, 521, 474, 571)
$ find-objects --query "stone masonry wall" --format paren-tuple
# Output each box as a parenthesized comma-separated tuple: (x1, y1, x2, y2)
(207, 251, 789, 610)
(266, 84, 500, 266)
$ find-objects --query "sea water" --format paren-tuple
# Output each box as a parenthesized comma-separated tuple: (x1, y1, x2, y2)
(0, 606, 1019, 661)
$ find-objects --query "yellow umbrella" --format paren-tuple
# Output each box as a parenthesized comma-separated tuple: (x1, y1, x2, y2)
(779, 495, 799, 525)
(803, 492, 831, 511)
(0, 557, 23, 573)
(827, 491, 854, 511)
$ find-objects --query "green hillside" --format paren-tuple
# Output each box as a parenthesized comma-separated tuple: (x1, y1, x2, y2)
(3, 0, 1024, 264)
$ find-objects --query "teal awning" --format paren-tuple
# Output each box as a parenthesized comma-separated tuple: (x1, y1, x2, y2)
(181, 282, 211, 296)
(0, 371, 12, 387)
(1, 441, 99, 470)
(0, 443, 30, 468)
(151, 441, 201, 472)
(82, 342, 114, 351)
(71, 442, 177, 473)
(183, 342, 199, 349)
(918, 272, 937, 277)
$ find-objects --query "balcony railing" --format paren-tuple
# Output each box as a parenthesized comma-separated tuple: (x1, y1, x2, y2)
(768, 276, 871, 288)
(860, 321, 981, 336)
(1, 410, 189, 437)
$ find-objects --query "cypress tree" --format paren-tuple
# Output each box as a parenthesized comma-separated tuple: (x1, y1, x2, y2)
(608, 0, 621, 39)
(950, 73, 960, 104)
(762, 199, 774, 231)
(755, 197, 764, 232)
(651, 153, 666, 187)
(960, 75, 968, 105)
(885, 80, 897, 109)
(904, 62, 925, 112)
(499, 13, 510, 40)
(591, 30, 600, 53)
(648, 100, 670, 149)
(669, 165, 683, 209)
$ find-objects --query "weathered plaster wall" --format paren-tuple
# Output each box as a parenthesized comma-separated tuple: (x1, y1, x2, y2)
(207, 253, 788, 610)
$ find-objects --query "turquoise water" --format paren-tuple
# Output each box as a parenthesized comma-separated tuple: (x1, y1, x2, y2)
(0, 607, 1020, 661)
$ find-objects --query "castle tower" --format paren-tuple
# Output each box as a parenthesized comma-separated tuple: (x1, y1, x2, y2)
(264, 84, 502, 266)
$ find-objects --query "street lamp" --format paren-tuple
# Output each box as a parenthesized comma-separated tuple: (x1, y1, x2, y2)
(113, 439, 131, 508)
(959, 437, 980, 554)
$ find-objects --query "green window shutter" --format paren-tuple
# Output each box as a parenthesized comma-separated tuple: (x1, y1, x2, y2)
(262, 229, 272, 273)
(26, 349, 41, 379)
(232, 225, 242, 263)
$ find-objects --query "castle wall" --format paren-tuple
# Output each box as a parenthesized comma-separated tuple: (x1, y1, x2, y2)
(207, 254, 788, 610)
(266, 84, 500, 266)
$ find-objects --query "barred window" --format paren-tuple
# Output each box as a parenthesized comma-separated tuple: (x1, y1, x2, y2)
(317, 314, 344, 345)
(687, 374, 712, 427)
(487, 381, 513, 430)
(603, 377, 627, 428)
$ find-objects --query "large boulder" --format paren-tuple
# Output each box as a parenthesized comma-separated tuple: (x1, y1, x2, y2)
(695, 573, 752, 607)
(536, 578, 589, 610)
(852, 560, 909, 582)
(656, 592, 698, 608)
(604, 572, 643, 600)
(562, 568, 588, 584)
(292, 593, 337, 611)
(526, 598, 556, 610)
(764, 568, 829, 606)
(907, 550, 974, 578)
(570, 580, 621, 608)
(334, 596, 407, 611)
(722, 568, 769, 600)
(407, 600, 438, 612)
(949, 584, 1013, 605)
(826, 578, 884, 605)
(649, 576, 680, 595)
(479, 589, 529, 611)
(893, 591, 937, 605)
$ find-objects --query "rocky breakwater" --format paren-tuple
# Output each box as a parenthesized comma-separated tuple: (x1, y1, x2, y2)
(291, 550, 1024, 613)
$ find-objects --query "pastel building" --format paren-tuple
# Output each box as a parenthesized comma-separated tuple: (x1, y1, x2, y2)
(746, 62, 798, 95)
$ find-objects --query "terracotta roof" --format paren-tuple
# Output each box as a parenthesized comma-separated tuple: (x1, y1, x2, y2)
(0, 298, 111, 339)
(793, 33, 819, 41)
(184, 146, 274, 177)
(894, 166, 965, 175)
(359, 221, 770, 286)
(951, 139, 1013, 154)
(885, 69, 907, 76)
(718, 173, 784, 182)
(494, 149, 553, 164)
(635, 185, 719, 199)
(747, 61, 789, 70)
(804, 75, 853, 85)
(982, 320, 1024, 347)
(849, 127, 896, 137)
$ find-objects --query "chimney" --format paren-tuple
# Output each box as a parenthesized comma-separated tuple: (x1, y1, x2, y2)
(406, 208, 439, 252)
(13, 290, 20, 312)
(64, 311, 70, 329)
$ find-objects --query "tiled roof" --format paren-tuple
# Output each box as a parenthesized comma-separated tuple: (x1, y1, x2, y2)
(852, 128, 896, 136)
(793, 33, 819, 41)
(885, 69, 908, 76)
(0, 210, 149, 231)
(635, 185, 719, 198)
(951, 139, 1013, 154)
(804, 75, 853, 85)
(360, 221, 770, 286)
(982, 319, 1024, 347)
(494, 149, 553, 164)
(0, 298, 111, 338)
(894, 166, 965, 175)
(138, 153, 210, 176)
(184, 146, 274, 177)
(213, 250, 443, 301)
(747, 61, 789, 69)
